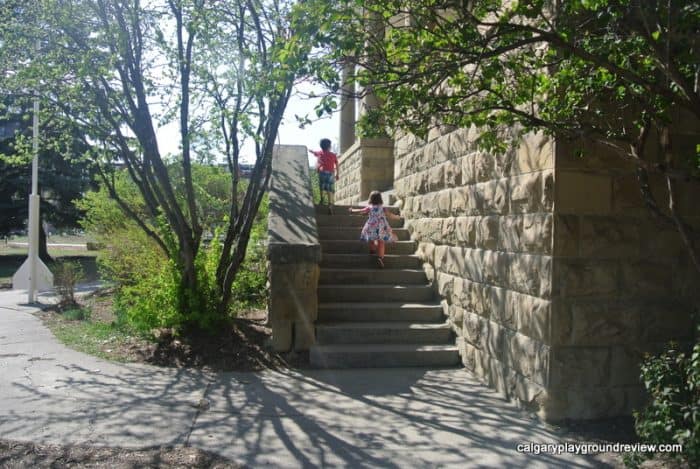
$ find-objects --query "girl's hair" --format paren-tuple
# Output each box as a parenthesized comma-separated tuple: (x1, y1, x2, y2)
(368, 190, 383, 205)
(320, 138, 331, 150)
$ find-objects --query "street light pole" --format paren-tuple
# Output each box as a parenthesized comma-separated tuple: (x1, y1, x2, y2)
(12, 38, 53, 302)
(27, 91, 40, 302)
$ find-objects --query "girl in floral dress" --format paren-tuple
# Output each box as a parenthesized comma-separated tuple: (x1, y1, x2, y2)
(349, 191, 400, 268)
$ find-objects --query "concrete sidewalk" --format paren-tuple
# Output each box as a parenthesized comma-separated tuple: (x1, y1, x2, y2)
(0, 289, 608, 468)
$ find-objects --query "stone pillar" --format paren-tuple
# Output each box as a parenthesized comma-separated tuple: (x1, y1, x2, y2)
(339, 63, 356, 154)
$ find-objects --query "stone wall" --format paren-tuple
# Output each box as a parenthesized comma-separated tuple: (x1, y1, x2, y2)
(267, 145, 321, 352)
(388, 122, 699, 420)
(336, 138, 394, 204)
(547, 125, 700, 419)
(394, 127, 557, 416)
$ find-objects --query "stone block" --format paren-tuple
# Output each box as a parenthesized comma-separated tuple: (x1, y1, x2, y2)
(476, 216, 499, 250)
(474, 152, 496, 182)
(507, 253, 552, 297)
(542, 386, 627, 421)
(416, 241, 436, 265)
(268, 263, 319, 322)
(444, 160, 463, 187)
(437, 271, 455, 299)
(556, 171, 612, 214)
(442, 217, 456, 244)
(461, 153, 477, 186)
(556, 138, 636, 172)
(510, 172, 542, 214)
(469, 280, 490, 318)
(549, 346, 610, 387)
(463, 311, 483, 346)
(640, 225, 686, 260)
(579, 217, 640, 258)
(479, 180, 509, 215)
(550, 299, 572, 346)
(449, 128, 473, 159)
(612, 175, 648, 215)
(620, 260, 673, 296)
(522, 213, 553, 255)
(464, 185, 484, 216)
(455, 216, 477, 247)
(506, 333, 550, 386)
(269, 319, 292, 352)
(569, 300, 641, 346)
(556, 260, 618, 297)
(452, 277, 471, 308)
(508, 292, 551, 343)
(542, 170, 555, 211)
(428, 164, 445, 191)
(461, 339, 476, 370)
(449, 304, 466, 331)
(451, 186, 469, 215)
(498, 216, 523, 253)
(482, 250, 509, 287)
(609, 345, 647, 386)
(479, 319, 507, 363)
(640, 302, 694, 342)
(553, 215, 579, 257)
(437, 189, 452, 217)
(484, 285, 509, 327)
(513, 131, 554, 175)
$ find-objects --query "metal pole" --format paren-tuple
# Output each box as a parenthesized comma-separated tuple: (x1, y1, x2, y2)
(27, 39, 40, 303)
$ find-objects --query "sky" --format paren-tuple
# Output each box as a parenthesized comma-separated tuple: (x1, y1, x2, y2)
(157, 82, 339, 167)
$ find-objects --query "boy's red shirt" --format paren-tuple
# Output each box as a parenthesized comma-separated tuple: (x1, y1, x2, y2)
(311, 149, 338, 173)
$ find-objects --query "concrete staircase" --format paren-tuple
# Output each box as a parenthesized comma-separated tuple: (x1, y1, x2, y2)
(310, 205, 460, 368)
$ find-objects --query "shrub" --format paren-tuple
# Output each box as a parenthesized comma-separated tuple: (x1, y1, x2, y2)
(626, 328, 700, 467)
(53, 260, 84, 307)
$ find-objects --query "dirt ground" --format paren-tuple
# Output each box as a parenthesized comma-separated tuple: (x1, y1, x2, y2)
(1, 290, 683, 468)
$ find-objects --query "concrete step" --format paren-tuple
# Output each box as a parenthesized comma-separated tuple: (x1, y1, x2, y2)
(318, 302, 445, 322)
(319, 268, 427, 285)
(320, 254, 422, 269)
(315, 204, 400, 215)
(318, 284, 434, 302)
(316, 322, 452, 345)
(309, 344, 461, 368)
(321, 240, 416, 255)
(316, 214, 404, 228)
(319, 227, 411, 241)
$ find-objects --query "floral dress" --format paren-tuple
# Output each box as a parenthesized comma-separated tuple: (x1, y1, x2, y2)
(359, 205, 395, 242)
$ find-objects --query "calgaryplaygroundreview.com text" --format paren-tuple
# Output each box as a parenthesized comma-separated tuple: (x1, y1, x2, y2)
(516, 442, 683, 456)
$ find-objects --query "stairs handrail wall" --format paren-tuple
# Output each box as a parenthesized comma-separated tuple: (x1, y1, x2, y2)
(267, 144, 321, 351)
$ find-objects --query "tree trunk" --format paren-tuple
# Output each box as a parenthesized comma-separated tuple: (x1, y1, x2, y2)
(39, 223, 53, 264)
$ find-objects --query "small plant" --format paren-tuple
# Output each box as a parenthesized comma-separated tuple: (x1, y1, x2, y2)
(53, 260, 84, 307)
(62, 307, 91, 321)
(625, 326, 700, 468)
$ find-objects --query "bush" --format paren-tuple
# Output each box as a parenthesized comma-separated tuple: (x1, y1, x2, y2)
(626, 328, 700, 467)
(53, 260, 84, 307)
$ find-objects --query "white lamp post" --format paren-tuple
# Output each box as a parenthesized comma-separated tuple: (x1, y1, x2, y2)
(12, 41, 53, 302)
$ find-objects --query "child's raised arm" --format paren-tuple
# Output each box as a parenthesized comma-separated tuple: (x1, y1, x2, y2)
(384, 208, 401, 221)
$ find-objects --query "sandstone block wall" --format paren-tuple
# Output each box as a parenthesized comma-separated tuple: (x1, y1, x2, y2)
(336, 138, 394, 204)
(547, 129, 700, 419)
(394, 128, 557, 415)
(389, 124, 699, 420)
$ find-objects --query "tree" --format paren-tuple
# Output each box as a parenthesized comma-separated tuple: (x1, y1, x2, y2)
(0, 0, 316, 331)
(0, 97, 96, 262)
(305, 0, 700, 270)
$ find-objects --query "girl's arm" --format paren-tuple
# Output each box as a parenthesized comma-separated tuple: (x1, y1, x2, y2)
(348, 206, 370, 214)
(384, 208, 401, 220)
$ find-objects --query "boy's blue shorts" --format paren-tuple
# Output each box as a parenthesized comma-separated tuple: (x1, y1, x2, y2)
(319, 171, 335, 192)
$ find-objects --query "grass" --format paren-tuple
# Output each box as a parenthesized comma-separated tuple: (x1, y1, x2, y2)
(47, 318, 143, 363)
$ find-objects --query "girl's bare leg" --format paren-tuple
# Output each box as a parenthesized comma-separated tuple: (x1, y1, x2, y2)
(377, 240, 385, 268)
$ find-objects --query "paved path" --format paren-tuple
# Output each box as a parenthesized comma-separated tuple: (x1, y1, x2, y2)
(0, 289, 608, 468)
